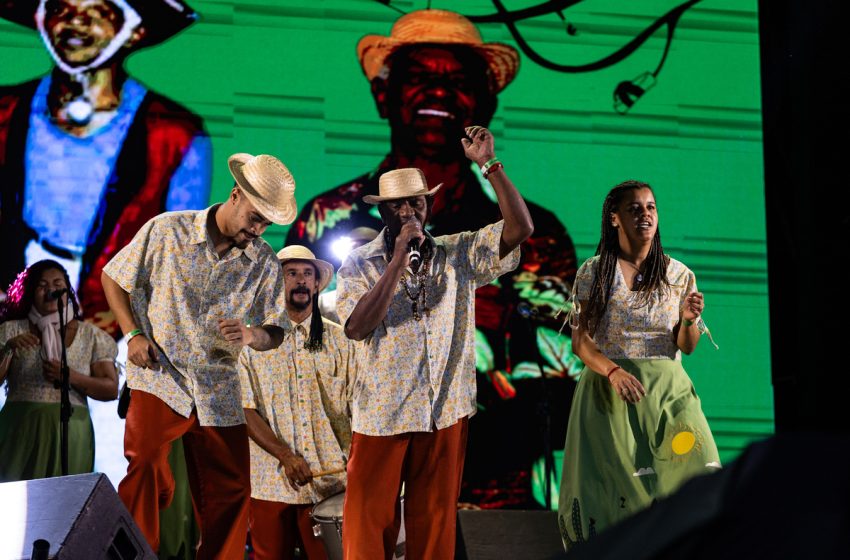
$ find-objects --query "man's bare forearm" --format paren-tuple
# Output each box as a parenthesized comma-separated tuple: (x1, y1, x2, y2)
(101, 272, 138, 336)
(344, 257, 406, 341)
(248, 325, 285, 351)
(487, 167, 534, 257)
(245, 408, 293, 461)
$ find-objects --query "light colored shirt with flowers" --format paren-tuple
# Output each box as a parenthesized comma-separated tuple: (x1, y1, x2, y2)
(336, 220, 520, 436)
(102, 205, 288, 427)
(239, 315, 354, 504)
(575, 255, 696, 360)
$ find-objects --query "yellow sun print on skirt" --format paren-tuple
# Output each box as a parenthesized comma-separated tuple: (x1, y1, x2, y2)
(671, 431, 696, 455)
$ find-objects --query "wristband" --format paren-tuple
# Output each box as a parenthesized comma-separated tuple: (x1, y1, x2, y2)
(480, 157, 500, 175)
(483, 162, 504, 179)
(606, 365, 622, 382)
(126, 328, 143, 342)
(683, 318, 695, 327)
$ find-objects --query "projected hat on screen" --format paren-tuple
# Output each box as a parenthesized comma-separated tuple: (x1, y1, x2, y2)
(357, 9, 520, 93)
(0, 0, 198, 49)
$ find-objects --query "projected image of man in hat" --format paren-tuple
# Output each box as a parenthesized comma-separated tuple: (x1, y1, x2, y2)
(0, 0, 212, 337)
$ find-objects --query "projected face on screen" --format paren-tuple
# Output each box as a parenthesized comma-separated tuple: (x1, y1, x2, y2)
(0, 0, 211, 336)
(41, 0, 127, 66)
(382, 45, 495, 158)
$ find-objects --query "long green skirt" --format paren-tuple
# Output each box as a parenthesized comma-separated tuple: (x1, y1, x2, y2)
(0, 401, 94, 482)
(557, 359, 720, 549)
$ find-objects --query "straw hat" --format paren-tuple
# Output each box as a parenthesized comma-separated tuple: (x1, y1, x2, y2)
(363, 168, 443, 205)
(357, 9, 519, 93)
(276, 246, 335, 293)
(1, 0, 198, 49)
(228, 153, 297, 225)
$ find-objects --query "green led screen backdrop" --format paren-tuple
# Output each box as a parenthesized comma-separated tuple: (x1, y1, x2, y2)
(0, 0, 770, 505)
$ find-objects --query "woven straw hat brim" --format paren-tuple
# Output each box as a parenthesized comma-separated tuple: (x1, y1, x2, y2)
(363, 183, 443, 205)
(228, 154, 297, 226)
(276, 248, 335, 293)
(356, 9, 519, 93)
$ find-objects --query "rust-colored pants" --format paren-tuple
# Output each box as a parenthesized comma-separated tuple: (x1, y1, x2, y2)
(249, 498, 328, 560)
(118, 390, 250, 559)
(342, 418, 468, 560)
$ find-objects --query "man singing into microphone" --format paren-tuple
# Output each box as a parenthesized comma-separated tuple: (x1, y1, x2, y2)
(337, 125, 533, 559)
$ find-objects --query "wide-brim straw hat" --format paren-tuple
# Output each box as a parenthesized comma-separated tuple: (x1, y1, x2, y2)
(0, 0, 198, 49)
(363, 168, 443, 205)
(357, 9, 519, 93)
(228, 153, 297, 226)
(276, 246, 335, 293)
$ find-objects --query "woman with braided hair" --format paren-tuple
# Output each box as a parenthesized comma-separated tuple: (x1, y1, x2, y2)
(557, 180, 720, 549)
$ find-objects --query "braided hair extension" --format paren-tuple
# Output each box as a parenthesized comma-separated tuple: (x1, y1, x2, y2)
(584, 181, 670, 337)
(304, 263, 325, 353)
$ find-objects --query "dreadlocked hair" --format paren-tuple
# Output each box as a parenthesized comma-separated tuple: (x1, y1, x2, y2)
(304, 266, 325, 353)
(0, 260, 83, 324)
(584, 180, 670, 337)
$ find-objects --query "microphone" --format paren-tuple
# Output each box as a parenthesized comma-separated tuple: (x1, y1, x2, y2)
(407, 239, 421, 269)
(46, 288, 68, 301)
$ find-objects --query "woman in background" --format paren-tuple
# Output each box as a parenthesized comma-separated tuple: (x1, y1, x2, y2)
(0, 259, 118, 481)
(558, 180, 720, 548)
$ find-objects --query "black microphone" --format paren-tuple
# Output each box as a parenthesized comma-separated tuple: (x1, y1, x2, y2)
(46, 288, 68, 301)
(407, 239, 421, 269)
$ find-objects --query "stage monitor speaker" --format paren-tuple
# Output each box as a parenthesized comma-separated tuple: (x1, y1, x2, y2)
(456, 509, 566, 560)
(0, 473, 155, 560)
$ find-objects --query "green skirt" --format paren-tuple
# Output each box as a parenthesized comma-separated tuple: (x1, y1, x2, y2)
(0, 401, 94, 482)
(557, 359, 720, 549)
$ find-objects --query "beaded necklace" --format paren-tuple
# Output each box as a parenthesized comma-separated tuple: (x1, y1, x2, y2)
(385, 229, 433, 320)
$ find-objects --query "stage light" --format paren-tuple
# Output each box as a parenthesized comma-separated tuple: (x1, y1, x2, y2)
(330, 236, 355, 264)
(613, 71, 657, 114)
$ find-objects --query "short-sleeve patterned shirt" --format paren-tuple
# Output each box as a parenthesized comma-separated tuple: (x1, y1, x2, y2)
(575, 256, 696, 360)
(0, 319, 117, 406)
(336, 220, 520, 436)
(102, 205, 288, 427)
(239, 315, 354, 504)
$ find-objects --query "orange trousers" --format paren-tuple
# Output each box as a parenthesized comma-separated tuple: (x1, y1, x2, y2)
(249, 498, 328, 560)
(342, 417, 468, 560)
(118, 390, 250, 559)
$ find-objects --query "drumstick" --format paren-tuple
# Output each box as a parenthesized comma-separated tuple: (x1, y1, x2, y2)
(311, 466, 346, 478)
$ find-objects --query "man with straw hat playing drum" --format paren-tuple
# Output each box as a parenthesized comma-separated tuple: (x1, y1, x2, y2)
(238, 244, 355, 560)
(101, 153, 298, 558)
(336, 125, 533, 559)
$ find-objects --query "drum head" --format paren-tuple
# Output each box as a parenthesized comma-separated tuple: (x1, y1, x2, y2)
(312, 491, 345, 522)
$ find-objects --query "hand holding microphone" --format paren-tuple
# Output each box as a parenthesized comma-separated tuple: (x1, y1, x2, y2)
(394, 219, 425, 269)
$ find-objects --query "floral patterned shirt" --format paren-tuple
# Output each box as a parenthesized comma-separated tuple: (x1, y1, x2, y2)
(575, 256, 697, 360)
(239, 315, 354, 504)
(0, 319, 117, 406)
(102, 205, 288, 427)
(336, 220, 520, 436)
